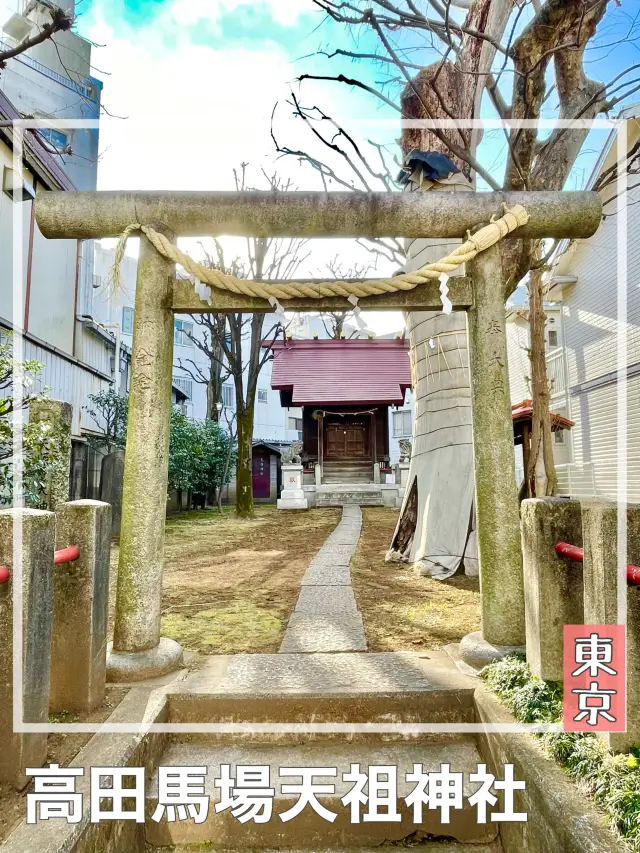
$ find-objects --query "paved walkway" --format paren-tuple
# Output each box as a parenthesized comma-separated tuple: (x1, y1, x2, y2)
(279, 505, 367, 653)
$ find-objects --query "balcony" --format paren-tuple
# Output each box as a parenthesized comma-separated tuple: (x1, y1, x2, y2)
(0, 37, 101, 102)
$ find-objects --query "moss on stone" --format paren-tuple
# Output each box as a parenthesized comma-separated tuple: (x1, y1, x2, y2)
(161, 601, 282, 654)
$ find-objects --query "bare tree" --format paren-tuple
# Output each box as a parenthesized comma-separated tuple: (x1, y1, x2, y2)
(273, 0, 638, 504)
(0, 3, 73, 74)
(317, 256, 375, 338)
(179, 165, 310, 518)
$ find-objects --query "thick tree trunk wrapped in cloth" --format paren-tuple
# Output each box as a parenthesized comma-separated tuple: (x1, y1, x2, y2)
(389, 157, 477, 579)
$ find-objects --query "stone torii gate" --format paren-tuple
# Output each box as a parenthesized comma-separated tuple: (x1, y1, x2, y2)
(35, 189, 601, 680)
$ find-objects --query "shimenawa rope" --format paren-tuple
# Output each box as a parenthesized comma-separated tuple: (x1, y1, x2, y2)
(107, 203, 529, 302)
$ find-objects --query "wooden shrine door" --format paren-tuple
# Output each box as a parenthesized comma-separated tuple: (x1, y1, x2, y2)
(325, 420, 368, 459)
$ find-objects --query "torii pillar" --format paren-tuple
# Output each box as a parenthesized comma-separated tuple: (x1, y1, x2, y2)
(35, 189, 601, 680)
(107, 228, 183, 680)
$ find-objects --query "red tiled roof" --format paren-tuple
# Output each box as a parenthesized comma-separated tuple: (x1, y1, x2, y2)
(512, 400, 574, 429)
(267, 338, 411, 405)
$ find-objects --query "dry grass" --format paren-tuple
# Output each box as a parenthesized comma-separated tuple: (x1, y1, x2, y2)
(109, 505, 341, 654)
(351, 507, 481, 651)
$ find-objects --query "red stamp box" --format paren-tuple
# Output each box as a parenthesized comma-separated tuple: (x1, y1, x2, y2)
(563, 624, 626, 732)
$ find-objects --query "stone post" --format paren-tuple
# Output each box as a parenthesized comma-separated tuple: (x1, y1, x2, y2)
(0, 508, 54, 790)
(29, 399, 72, 511)
(461, 243, 525, 660)
(50, 500, 112, 713)
(373, 462, 381, 484)
(582, 502, 640, 752)
(521, 498, 584, 680)
(108, 230, 183, 682)
(315, 463, 322, 487)
(100, 449, 125, 535)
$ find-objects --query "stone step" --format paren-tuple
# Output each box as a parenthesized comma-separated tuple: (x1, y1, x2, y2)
(146, 741, 499, 848)
(170, 845, 503, 853)
(168, 652, 477, 742)
(316, 487, 383, 507)
(322, 471, 373, 486)
(323, 462, 373, 469)
(169, 845, 503, 853)
(279, 614, 367, 654)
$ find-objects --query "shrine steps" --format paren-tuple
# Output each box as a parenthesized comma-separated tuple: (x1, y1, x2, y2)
(144, 741, 499, 848)
(322, 461, 374, 484)
(315, 485, 384, 507)
(145, 651, 498, 849)
(169, 845, 503, 853)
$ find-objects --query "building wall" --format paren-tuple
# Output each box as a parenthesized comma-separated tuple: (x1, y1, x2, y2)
(506, 120, 640, 502)
(0, 320, 112, 436)
(1, 0, 102, 191)
(506, 314, 531, 404)
(389, 389, 414, 464)
(0, 137, 78, 354)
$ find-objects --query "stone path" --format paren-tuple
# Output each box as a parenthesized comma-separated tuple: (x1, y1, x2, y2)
(279, 505, 367, 654)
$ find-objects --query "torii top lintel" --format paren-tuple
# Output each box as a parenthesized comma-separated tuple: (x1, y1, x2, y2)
(35, 190, 602, 241)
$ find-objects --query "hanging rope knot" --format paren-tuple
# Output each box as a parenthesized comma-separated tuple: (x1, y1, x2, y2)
(106, 204, 529, 305)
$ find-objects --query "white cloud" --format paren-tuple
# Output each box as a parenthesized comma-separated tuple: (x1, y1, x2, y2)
(87, 4, 403, 333)
(168, 0, 309, 28)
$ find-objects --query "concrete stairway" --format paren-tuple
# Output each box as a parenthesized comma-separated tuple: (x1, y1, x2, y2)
(322, 461, 373, 484)
(145, 651, 502, 851)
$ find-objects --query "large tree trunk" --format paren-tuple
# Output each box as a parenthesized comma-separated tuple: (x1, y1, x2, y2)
(390, 0, 514, 576)
(235, 403, 254, 518)
(390, 177, 476, 578)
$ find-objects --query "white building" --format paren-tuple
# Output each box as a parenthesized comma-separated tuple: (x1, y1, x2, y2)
(1, 1, 102, 192)
(507, 114, 640, 501)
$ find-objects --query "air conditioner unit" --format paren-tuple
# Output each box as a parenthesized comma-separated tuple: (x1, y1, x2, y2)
(2, 13, 34, 42)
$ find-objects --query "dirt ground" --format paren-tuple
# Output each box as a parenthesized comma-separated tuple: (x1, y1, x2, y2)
(0, 685, 129, 844)
(110, 505, 341, 654)
(351, 507, 481, 651)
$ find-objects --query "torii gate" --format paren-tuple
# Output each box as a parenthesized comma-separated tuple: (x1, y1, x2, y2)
(35, 189, 601, 680)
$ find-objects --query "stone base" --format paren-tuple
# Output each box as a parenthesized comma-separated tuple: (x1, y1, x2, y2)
(457, 631, 524, 676)
(277, 497, 308, 510)
(106, 637, 183, 683)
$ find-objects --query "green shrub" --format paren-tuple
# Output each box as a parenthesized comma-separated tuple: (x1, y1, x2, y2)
(482, 654, 640, 850)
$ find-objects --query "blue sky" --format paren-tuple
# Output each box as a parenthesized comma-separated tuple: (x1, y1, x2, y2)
(73, 0, 638, 331)
(75, 0, 640, 193)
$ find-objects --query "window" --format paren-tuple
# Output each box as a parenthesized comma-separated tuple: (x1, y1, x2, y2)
(174, 319, 193, 347)
(393, 410, 412, 438)
(554, 429, 565, 445)
(173, 375, 193, 399)
(122, 306, 134, 335)
(548, 330, 559, 348)
(222, 384, 235, 408)
(288, 416, 303, 432)
(39, 127, 69, 151)
(258, 389, 268, 403)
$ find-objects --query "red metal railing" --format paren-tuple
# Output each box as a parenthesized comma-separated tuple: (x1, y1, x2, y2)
(53, 545, 80, 565)
(555, 542, 640, 586)
(0, 545, 79, 584)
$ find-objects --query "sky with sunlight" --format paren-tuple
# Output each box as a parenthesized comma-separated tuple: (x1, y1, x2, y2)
(71, 0, 640, 333)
